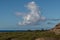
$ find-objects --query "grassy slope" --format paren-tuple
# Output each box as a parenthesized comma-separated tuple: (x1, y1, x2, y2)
(0, 31, 60, 40)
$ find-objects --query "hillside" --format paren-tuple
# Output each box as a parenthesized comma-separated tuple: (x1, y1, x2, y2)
(0, 23, 60, 40)
(50, 23, 60, 35)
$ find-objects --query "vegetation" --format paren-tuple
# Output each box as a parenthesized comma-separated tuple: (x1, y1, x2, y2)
(0, 30, 60, 40)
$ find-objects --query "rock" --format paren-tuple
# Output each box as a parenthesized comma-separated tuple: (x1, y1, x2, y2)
(50, 23, 60, 35)
(35, 37, 58, 40)
(35, 38, 45, 40)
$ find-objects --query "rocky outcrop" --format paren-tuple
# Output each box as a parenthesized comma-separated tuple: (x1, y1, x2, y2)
(35, 37, 60, 40)
(50, 23, 60, 35)
(35, 38, 45, 40)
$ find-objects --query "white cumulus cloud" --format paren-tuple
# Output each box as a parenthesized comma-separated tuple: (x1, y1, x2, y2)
(17, 1, 45, 26)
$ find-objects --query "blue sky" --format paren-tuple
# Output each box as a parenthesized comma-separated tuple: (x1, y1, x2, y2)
(0, 0, 60, 30)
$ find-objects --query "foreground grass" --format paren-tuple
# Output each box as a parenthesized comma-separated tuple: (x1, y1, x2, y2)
(0, 31, 60, 40)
